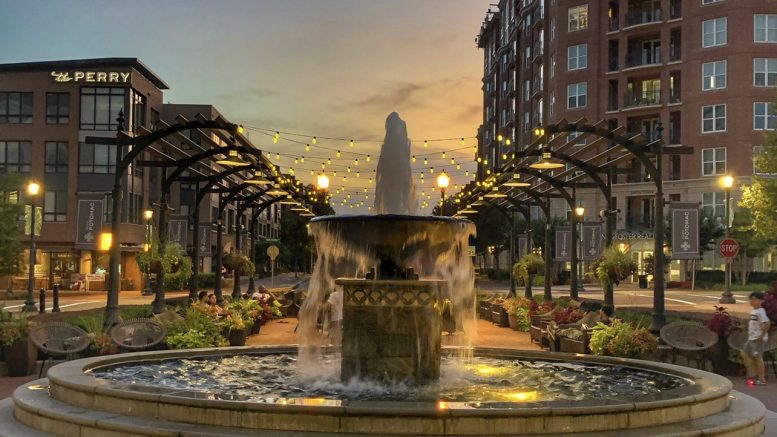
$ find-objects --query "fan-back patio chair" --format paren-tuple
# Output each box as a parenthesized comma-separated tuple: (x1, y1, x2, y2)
(660, 321, 718, 369)
(109, 318, 167, 351)
(30, 322, 90, 377)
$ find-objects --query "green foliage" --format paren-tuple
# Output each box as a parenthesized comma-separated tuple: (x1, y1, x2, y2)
(741, 126, 777, 238)
(0, 174, 23, 283)
(227, 298, 261, 325)
(513, 307, 531, 332)
(165, 306, 225, 349)
(513, 254, 545, 285)
(0, 316, 30, 346)
(589, 320, 657, 358)
(136, 241, 191, 278)
(591, 247, 638, 287)
(194, 272, 216, 288)
(223, 251, 255, 276)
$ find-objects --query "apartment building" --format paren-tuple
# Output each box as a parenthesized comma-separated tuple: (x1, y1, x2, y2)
(476, 0, 777, 273)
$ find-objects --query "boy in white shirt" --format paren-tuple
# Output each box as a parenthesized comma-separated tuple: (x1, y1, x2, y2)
(742, 292, 771, 386)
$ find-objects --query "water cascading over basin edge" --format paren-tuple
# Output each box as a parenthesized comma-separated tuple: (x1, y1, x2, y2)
(297, 112, 476, 383)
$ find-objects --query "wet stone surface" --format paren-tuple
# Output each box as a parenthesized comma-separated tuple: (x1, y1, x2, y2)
(90, 354, 689, 403)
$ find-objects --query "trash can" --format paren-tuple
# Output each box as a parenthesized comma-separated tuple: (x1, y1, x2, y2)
(638, 274, 649, 289)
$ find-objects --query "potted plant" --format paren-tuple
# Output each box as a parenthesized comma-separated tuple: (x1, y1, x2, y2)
(514, 254, 545, 297)
(491, 297, 509, 327)
(704, 305, 737, 375)
(0, 316, 35, 376)
(591, 247, 638, 289)
(589, 321, 658, 359)
(224, 312, 247, 346)
(229, 299, 261, 335)
(165, 306, 226, 349)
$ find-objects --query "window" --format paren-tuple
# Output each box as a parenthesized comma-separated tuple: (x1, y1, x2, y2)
(567, 132, 587, 146)
(702, 192, 725, 218)
(79, 143, 116, 173)
(45, 93, 70, 124)
(524, 80, 531, 101)
(753, 146, 768, 175)
(702, 104, 726, 132)
(702, 17, 727, 47)
(754, 58, 777, 86)
(0, 92, 33, 124)
(127, 192, 142, 224)
(549, 92, 556, 116)
(702, 60, 726, 90)
(550, 17, 556, 40)
(568, 5, 588, 31)
(0, 141, 32, 172)
(567, 82, 587, 108)
(702, 0, 723, 4)
(45, 142, 68, 173)
(80, 87, 125, 130)
(44, 191, 67, 222)
(550, 55, 556, 79)
(567, 44, 588, 70)
(701, 147, 726, 176)
(130, 89, 146, 131)
(755, 14, 777, 42)
(150, 108, 160, 131)
(754, 102, 776, 130)
(103, 194, 113, 223)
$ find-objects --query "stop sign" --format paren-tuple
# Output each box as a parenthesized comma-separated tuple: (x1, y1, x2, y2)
(719, 239, 740, 259)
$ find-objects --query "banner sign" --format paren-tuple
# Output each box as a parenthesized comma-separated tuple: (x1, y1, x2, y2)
(168, 217, 188, 248)
(581, 221, 603, 261)
(555, 227, 571, 261)
(198, 224, 212, 257)
(516, 234, 528, 260)
(24, 205, 42, 237)
(74, 194, 104, 249)
(671, 203, 700, 260)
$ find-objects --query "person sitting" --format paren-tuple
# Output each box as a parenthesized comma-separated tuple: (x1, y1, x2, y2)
(599, 304, 614, 326)
(197, 290, 209, 304)
(251, 285, 271, 303)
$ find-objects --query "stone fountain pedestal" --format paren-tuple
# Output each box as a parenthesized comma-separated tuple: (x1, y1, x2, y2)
(336, 278, 443, 383)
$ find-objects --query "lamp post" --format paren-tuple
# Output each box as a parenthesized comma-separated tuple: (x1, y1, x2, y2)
(574, 205, 586, 293)
(436, 171, 450, 216)
(23, 181, 41, 312)
(142, 209, 153, 296)
(720, 175, 736, 304)
(317, 173, 330, 191)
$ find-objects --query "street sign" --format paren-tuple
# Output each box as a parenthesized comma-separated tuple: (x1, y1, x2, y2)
(267, 245, 280, 260)
(719, 238, 739, 261)
(24, 205, 42, 236)
(467, 246, 476, 257)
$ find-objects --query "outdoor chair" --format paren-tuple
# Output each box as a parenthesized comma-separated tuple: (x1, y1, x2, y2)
(30, 322, 91, 377)
(727, 328, 777, 378)
(153, 309, 184, 325)
(109, 318, 167, 351)
(660, 322, 718, 369)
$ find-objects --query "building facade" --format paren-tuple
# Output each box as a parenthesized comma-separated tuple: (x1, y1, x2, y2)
(0, 58, 283, 291)
(476, 0, 777, 275)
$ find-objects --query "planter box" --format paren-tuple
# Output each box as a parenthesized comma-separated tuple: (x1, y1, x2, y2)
(508, 314, 520, 331)
(3, 339, 36, 377)
(491, 307, 509, 327)
(251, 320, 261, 335)
(228, 329, 247, 346)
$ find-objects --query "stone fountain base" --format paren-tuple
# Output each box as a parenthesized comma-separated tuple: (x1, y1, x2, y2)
(338, 278, 443, 383)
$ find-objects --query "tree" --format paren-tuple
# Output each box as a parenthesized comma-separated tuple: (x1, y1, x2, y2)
(431, 197, 458, 217)
(740, 122, 777, 238)
(468, 205, 511, 271)
(0, 174, 23, 291)
(730, 208, 775, 284)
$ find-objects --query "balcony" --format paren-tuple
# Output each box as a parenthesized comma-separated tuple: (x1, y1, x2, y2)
(625, 215, 654, 229)
(669, 0, 682, 20)
(625, 50, 661, 68)
(532, 41, 544, 63)
(624, 90, 661, 108)
(608, 94, 619, 111)
(625, 9, 661, 28)
(608, 17, 620, 32)
(608, 57, 619, 72)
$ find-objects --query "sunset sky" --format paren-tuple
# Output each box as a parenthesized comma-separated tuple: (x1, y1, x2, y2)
(0, 0, 492, 213)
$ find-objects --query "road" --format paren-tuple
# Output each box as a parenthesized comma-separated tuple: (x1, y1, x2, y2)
(0, 272, 308, 314)
(477, 280, 759, 318)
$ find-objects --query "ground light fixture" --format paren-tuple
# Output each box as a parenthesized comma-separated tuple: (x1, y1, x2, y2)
(215, 148, 250, 167)
(317, 173, 330, 190)
(503, 173, 531, 187)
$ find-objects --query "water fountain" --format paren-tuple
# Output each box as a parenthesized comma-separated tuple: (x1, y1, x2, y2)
(4, 113, 765, 436)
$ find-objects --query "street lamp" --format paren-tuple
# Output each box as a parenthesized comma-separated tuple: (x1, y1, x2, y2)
(143, 209, 154, 296)
(317, 173, 330, 190)
(22, 181, 41, 312)
(720, 175, 736, 304)
(574, 206, 586, 293)
(436, 171, 450, 216)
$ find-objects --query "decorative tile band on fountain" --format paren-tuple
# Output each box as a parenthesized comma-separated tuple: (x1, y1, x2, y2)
(338, 278, 444, 382)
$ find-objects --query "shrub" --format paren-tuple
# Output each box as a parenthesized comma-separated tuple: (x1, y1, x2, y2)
(0, 316, 30, 346)
(704, 305, 737, 337)
(165, 305, 225, 349)
(589, 321, 657, 359)
(554, 307, 585, 324)
(762, 281, 777, 322)
(223, 252, 255, 276)
(513, 307, 531, 332)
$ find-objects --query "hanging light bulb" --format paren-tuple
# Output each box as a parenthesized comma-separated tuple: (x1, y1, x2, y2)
(412, 155, 416, 163)
(354, 158, 359, 166)
(451, 158, 455, 164)
(347, 166, 351, 173)
(424, 158, 428, 165)
(337, 150, 341, 157)
(356, 171, 360, 178)
(424, 140, 428, 148)
(502, 154, 507, 160)
(461, 138, 465, 146)
(456, 164, 461, 170)
(349, 139, 354, 147)
(312, 136, 317, 144)
(366, 155, 371, 162)
(275, 152, 280, 160)
(294, 158, 299, 164)
(442, 151, 447, 159)
(430, 167, 435, 174)
(305, 143, 310, 152)
(333, 171, 337, 177)
(369, 178, 373, 184)
(505, 138, 512, 146)
(327, 158, 332, 165)
(300, 156, 305, 163)
(477, 157, 482, 163)
(497, 134, 504, 142)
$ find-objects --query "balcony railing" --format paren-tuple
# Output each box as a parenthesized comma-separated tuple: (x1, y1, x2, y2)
(669, 88, 681, 103)
(625, 9, 661, 27)
(608, 17, 620, 32)
(624, 90, 662, 108)
(608, 57, 619, 72)
(608, 94, 619, 111)
(669, 1, 682, 19)
(669, 45, 681, 62)
(625, 51, 661, 68)
(625, 215, 654, 229)
(532, 41, 544, 61)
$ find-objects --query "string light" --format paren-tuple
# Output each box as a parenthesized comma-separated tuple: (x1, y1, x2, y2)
(349, 139, 354, 147)
(424, 140, 428, 148)
(366, 155, 371, 162)
(305, 144, 310, 152)
(312, 136, 317, 144)
(412, 155, 416, 163)
(336, 150, 341, 157)
(424, 158, 428, 165)
(442, 152, 446, 158)
(354, 159, 359, 166)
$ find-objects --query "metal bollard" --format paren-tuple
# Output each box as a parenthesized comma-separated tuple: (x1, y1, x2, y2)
(39, 288, 46, 314)
(52, 283, 60, 313)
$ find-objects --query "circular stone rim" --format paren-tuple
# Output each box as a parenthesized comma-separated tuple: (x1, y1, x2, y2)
(48, 346, 730, 420)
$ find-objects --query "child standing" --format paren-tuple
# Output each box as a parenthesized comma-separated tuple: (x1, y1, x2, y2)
(742, 292, 771, 385)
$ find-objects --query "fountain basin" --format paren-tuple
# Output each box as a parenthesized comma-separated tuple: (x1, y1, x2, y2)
(31, 346, 746, 436)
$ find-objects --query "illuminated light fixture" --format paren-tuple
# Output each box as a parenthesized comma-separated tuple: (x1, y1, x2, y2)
(354, 159, 359, 166)
(437, 171, 450, 189)
(99, 232, 112, 251)
(305, 143, 310, 152)
(266, 184, 288, 196)
(530, 150, 565, 170)
(236, 125, 245, 134)
(456, 164, 461, 170)
(349, 139, 354, 147)
(300, 156, 305, 163)
(337, 150, 341, 157)
(497, 134, 504, 142)
(504, 173, 531, 187)
(502, 154, 507, 160)
(317, 173, 330, 189)
(450, 158, 455, 164)
(472, 196, 487, 206)
(312, 136, 317, 144)
(215, 149, 250, 166)
(366, 155, 371, 162)
(275, 153, 280, 160)
(484, 186, 507, 198)
(505, 138, 512, 146)
(244, 172, 271, 185)
(424, 158, 428, 165)
(442, 151, 447, 158)
(430, 167, 435, 174)
(424, 140, 428, 148)
(27, 181, 41, 196)
(280, 195, 298, 205)
(533, 126, 545, 138)
(347, 167, 352, 173)
(575, 206, 585, 217)
(143, 209, 154, 221)
(721, 175, 734, 189)
(460, 138, 465, 145)
(412, 155, 416, 163)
